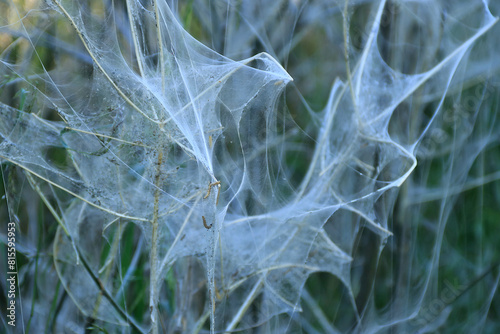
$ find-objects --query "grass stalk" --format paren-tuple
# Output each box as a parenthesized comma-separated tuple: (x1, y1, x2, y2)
(150, 150, 164, 334)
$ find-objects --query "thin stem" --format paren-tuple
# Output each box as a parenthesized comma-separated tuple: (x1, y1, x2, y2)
(126, 0, 145, 77)
(343, 0, 358, 119)
(61, 126, 152, 148)
(153, 0, 166, 92)
(150, 150, 164, 334)
(25, 172, 70, 236)
(90, 222, 125, 322)
(52, 226, 145, 333)
(225, 276, 265, 331)
(158, 193, 203, 275)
